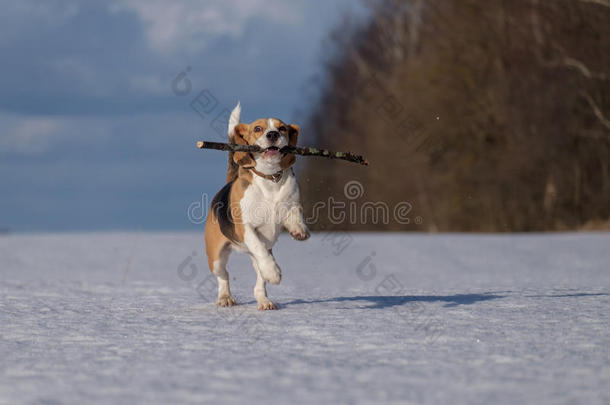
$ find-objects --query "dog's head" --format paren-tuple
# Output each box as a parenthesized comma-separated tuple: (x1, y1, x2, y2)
(233, 118, 299, 173)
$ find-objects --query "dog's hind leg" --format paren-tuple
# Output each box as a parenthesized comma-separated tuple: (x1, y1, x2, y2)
(205, 211, 236, 307)
(212, 245, 235, 307)
(250, 256, 277, 310)
(205, 237, 235, 307)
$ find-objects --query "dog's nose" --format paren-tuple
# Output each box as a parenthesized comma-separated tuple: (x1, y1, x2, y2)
(266, 131, 280, 142)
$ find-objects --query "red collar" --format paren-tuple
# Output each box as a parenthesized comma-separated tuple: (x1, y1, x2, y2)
(248, 167, 284, 183)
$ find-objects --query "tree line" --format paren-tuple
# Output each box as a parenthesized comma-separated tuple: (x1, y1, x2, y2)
(299, 0, 610, 231)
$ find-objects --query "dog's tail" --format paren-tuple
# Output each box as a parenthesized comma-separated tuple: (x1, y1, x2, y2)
(226, 102, 241, 183)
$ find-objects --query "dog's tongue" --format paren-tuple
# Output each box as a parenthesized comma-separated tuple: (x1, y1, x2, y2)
(264, 148, 280, 158)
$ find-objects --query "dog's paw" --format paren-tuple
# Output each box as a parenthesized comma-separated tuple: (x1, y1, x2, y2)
(216, 295, 236, 307)
(259, 258, 282, 285)
(290, 227, 310, 241)
(263, 267, 281, 285)
(257, 298, 277, 310)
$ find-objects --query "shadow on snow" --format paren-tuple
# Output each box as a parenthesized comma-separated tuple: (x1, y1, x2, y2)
(283, 293, 505, 309)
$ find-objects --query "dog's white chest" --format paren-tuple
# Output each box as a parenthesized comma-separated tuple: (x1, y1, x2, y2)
(240, 171, 300, 247)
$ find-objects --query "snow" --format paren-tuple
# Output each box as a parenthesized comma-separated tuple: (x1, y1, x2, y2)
(1, 232, 609, 404)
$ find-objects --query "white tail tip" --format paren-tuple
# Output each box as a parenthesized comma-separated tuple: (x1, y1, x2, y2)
(228, 101, 241, 138)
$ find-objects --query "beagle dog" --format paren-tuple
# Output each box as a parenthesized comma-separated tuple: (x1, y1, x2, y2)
(204, 102, 310, 310)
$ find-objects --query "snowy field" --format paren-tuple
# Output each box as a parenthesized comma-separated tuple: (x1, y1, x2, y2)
(1, 232, 609, 404)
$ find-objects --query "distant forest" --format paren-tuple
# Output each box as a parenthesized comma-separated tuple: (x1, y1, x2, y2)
(299, 0, 610, 232)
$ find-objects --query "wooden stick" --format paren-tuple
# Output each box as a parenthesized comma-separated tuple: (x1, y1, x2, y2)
(196, 141, 369, 166)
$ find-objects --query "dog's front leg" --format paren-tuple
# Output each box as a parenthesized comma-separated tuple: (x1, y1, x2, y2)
(283, 204, 310, 241)
(250, 257, 277, 310)
(243, 225, 281, 284)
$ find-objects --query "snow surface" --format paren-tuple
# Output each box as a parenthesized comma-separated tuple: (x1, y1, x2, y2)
(1, 232, 609, 405)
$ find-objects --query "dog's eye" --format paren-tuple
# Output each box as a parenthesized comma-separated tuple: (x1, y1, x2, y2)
(254, 126, 263, 133)
(279, 126, 287, 132)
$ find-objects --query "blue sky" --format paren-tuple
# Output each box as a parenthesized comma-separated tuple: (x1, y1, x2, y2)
(0, 0, 365, 231)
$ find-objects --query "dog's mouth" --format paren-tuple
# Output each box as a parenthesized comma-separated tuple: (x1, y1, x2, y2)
(263, 146, 281, 158)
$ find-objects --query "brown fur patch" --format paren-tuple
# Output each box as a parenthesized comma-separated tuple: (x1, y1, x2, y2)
(205, 168, 253, 270)
(204, 209, 230, 271)
(228, 168, 253, 242)
(226, 129, 240, 183)
(280, 123, 299, 170)
(232, 123, 256, 169)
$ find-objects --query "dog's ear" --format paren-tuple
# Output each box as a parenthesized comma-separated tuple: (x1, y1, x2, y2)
(233, 123, 255, 168)
(280, 124, 299, 169)
(232, 123, 250, 144)
(288, 124, 299, 146)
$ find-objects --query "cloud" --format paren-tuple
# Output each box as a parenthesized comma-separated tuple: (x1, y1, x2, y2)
(0, 0, 79, 24)
(46, 57, 111, 98)
(0, 0, 361, 230)
(110, 0, 304, 53)
(127, 74, 167, 95)
(0, 115, 64, 155)
(0, 113, 112, 155)
(0, 0, 79, 43)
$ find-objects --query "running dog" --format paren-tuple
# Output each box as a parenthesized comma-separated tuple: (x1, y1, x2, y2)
(204, 102, 310, 310)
